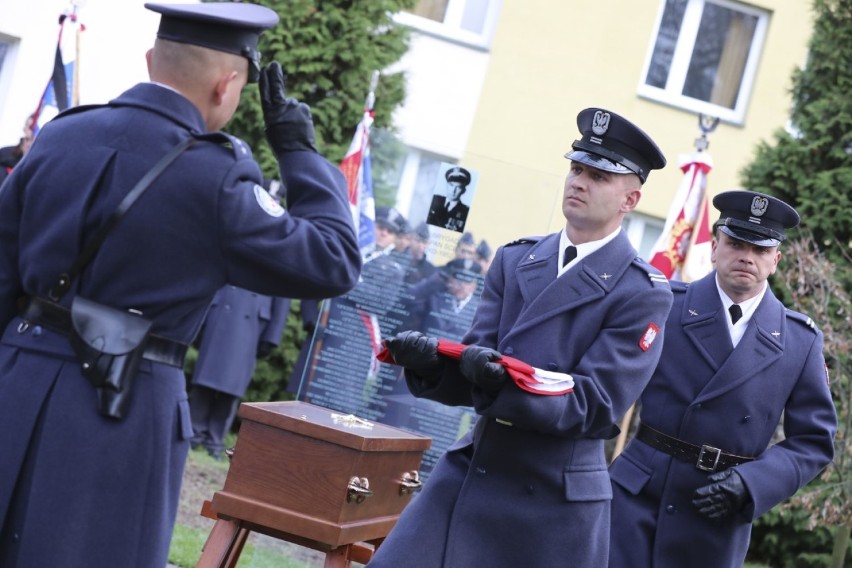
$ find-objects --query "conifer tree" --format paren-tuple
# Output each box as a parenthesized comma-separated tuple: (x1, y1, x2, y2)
(740, 1, 850, 565)
(226, 0, 416, 179)
(740, 0, 851, 271)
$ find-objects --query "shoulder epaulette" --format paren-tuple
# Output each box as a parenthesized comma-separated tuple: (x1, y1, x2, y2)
(51, 103, 104, 120)
(194, 131, 253, 161)
(669, 280, 689, 293)
(505, 236, 542, 247)
(786, 309, 819, 334)
(631, 257, 670, 288)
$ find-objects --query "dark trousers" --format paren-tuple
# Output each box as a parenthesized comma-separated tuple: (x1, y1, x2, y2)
(188, 385, 239, 457)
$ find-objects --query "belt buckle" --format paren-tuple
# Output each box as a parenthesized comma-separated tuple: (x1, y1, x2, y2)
(696, 444, 722, 471)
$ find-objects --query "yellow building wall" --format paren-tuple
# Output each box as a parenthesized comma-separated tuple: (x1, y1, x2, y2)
(459, 0, 814, 246)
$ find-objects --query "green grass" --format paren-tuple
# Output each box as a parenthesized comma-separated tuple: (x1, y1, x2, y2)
(168, 436, 324, 568)
(169, 524, 317, 568)
(168, 524, 209, 567)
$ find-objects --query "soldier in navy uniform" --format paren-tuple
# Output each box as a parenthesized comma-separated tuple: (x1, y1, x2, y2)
(403, 258, 482, 341)
(188, 285, 290, 459)
(608, 191, 837, 568)
(427, 166, 472, 233)
(369, 108, 673, 568)
(0, 3, 360, 567)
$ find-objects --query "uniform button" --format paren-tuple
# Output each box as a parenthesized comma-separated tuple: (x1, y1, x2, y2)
(695, 403, 702, 409)
(13, 532, 20, 541)
(742, 415, 751, 423)
(525, 484, 535, 494)
(547, 362, 558, 371)
(32, 325, 43, 336)
(475, 467, 486, 476)
(665, 505, 676, 514)
(504, 347, 514, 356)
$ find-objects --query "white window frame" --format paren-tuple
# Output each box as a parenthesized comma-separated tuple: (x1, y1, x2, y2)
(394, 0, 503, 49)
(623, 212, 665, 262)
(638, 0, 769, 125)
(0, 34, 19, 129)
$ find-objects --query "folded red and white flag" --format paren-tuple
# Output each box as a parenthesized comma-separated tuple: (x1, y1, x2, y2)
(377, 339, 574, 396)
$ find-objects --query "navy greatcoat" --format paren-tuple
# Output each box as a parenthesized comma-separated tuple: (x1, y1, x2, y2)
(368, 231, 673, 568)
(0, 83, 360, 567)
(192, 285, 290, 397)
(189, 285, 290, 454)
(609, 273, 836, 568)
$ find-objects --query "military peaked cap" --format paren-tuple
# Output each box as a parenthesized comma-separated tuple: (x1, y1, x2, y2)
(145, 2, 279, 83)
(445, 166, 472, 186)
(712, 190, 800, 247)
(565, 108, 666, 183)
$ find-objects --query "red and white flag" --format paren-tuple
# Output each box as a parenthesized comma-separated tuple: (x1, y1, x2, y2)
(681, 191, 713, 282)
(339, 71, 380, 259)
(648, 152, 714, 281)
(377, 340, 574, 396)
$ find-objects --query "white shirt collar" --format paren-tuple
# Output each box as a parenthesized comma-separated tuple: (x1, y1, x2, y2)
(715, 275, 768, 347)
(557, 226, 621, 277)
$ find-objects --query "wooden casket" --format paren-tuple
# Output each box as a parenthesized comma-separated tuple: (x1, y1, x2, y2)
(208, 401, 431, 547)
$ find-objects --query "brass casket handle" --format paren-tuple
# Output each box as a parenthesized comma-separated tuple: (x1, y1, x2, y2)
(347, 476, 373, 504)
(399, 471, 423, 496)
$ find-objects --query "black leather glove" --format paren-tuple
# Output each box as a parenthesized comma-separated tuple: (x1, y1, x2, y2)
(459, 345, 508, 393)
(256, 341, 276, 359)
(385, 330, 442, 380)
(692, 468, 750, 520)
(259, 62, 317, 154)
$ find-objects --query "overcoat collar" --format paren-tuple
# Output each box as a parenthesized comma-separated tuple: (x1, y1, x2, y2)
(682, 273, 786, 402)
(112, 83, 208, 135)
(506, 231, 636, 338)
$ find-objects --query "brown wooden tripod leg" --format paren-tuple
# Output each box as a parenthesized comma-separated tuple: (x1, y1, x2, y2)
(196, 501, 250, 568)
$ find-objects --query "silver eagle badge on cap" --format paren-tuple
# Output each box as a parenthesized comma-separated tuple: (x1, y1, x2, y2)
(592, 111, 610, 136)
(750, 196, 769, 217)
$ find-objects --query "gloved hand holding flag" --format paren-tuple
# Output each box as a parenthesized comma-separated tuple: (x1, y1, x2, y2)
(377, 337, 574, 396)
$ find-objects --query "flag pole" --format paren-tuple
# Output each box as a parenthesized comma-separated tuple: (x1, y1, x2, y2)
(365, 70, 379, 112)
(694, 113, 719, 152)
(71, 1, 82, 107)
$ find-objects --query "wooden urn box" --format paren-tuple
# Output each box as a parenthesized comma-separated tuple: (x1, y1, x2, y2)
(208, 401, 431, 548)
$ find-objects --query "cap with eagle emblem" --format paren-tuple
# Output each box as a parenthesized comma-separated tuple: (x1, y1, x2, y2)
(565, 107, 666, 183)
(712, 190, 800, 247)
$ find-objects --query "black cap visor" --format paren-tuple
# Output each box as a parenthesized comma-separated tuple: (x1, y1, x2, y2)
(565, 149, 635, 176)
(717, 220, 783, 247)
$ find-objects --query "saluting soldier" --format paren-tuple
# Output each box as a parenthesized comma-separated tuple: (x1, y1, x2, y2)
(0, 3, 360, 567)
(370, 108, 673, 568)
(609, 191, 837, 568)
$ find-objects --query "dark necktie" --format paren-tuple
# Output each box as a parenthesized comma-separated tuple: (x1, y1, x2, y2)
(729, 304, 743, 325)
(562, 245, 578, 267)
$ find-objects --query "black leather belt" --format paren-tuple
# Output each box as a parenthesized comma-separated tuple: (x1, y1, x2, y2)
(21, 297, 188, 369)
(636, 422, 754, 472)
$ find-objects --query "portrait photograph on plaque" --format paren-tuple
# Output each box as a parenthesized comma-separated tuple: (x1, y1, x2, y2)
(426, 163, 479, 233)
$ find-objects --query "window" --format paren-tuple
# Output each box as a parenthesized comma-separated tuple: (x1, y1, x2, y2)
(623, 213, 665, 261)
(396, 0, 502, 48)
(0, 35, 16, 122)
(639, 0, 769, 124)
